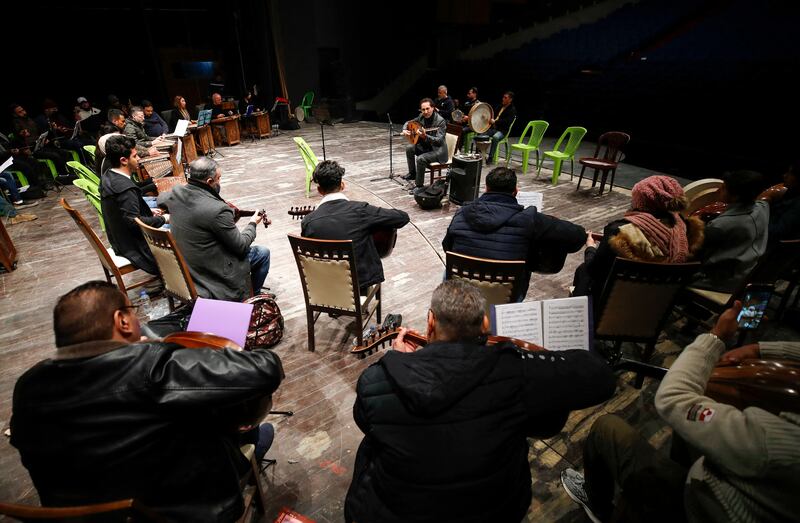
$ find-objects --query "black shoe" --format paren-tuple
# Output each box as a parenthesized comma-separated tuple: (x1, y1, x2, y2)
(382, 313, 402, 330)
(403, 173, 415, 181)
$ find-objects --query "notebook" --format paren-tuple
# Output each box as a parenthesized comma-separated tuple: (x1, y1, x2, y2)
(491, 296, 592, 351)
(186, 298, 254, 348)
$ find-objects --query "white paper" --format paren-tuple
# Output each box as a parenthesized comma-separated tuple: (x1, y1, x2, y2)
(516, 191, 544, 211)
(176, 138, 183, 165)
(542, 296, 590, 351)
(170, 119, 190, 137)
(0, 156, 13, 173)
(493, 301, 543, 346)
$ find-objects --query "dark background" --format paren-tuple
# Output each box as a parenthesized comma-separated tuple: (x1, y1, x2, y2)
(5, 0, 799, 182)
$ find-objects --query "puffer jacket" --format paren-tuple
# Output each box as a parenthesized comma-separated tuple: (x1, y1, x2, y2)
(11, 340, 283, 523)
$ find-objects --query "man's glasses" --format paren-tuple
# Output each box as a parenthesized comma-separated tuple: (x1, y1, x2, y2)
(116, 304, 140, 313)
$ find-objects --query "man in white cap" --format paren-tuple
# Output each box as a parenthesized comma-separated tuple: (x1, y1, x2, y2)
(74, 97, 100, 121)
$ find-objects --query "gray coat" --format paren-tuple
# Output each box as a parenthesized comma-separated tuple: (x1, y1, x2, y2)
(123, 119, 153, 157)
(158, 181, 256, 301)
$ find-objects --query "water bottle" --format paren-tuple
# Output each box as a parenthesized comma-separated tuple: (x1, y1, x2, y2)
(138, 289, 153, 321)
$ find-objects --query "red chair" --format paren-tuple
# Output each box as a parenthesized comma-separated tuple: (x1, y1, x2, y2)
(576, 131, 630, 195)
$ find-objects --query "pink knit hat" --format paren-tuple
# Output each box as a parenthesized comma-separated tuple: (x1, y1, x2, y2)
(630, 175, 686, 212)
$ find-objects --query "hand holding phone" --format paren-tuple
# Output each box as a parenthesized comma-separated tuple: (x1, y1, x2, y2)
(736, 284, 773, 330)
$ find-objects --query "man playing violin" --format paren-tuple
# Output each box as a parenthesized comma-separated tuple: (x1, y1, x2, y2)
(302, 160, 409, 294)
(562, 301, 800, 523)
(158, 157, 271, 301)
(345, 280, 615, 523)
(10, 281, 284, 522)
(403, 97, 448, 190)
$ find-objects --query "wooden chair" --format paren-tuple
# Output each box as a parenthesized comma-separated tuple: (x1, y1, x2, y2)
(426, 133, 459, 185)
(61, 199, 158, 294)
(237, 444, 269, 523)
(444, 251, 528, 310)
(288, 234, 381, 352)
(0, 217, 17, 273)
(576, 131, 630, 194)
(682, 178, 723, 217)
(0, 498, 166, 522)
(594, 258, 701, 387)
(135, 218, 197, 310)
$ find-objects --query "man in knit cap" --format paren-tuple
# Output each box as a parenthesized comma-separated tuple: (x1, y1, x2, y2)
(561, 300, 800, 522)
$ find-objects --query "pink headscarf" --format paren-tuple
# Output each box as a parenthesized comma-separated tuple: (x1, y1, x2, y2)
(625, 176, 689, 262)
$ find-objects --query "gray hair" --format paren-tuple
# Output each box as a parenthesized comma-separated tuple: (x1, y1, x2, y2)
(438, 85, 447, 93)
(188, 157, 219, 181)
(130, 106, 143, 116)
(430, 280, 486, 341)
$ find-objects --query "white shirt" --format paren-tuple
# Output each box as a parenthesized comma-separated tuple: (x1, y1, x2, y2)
(320, 192, 349, 205)
(108, 168, 132, 180)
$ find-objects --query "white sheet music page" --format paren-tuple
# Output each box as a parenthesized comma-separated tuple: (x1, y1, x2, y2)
(171, 119, 190, 137)
(0, 157, 13, 173)
(515, 191, 544, 211)
(542, 296, 590, 351)
(493, 301, 543, 346)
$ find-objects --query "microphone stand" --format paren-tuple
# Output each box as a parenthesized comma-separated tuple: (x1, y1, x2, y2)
(318, 118, 327, 161)
(370, 113, 404, 185)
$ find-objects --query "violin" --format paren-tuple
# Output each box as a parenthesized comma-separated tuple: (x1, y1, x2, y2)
(350, 324, 546, 358)
(287, 206, 398, 258)
(227, 201, 270, 228)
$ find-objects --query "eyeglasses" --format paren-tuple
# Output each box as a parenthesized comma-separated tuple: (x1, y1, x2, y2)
(116, 304, 140, 313)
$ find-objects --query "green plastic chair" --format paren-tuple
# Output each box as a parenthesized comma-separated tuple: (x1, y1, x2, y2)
(537, 126, 588, 185)
(67, 160, 100, 186)
(300, 91, 314, 120)
(462, 131, 475, 153)
(37, 158, 59, 180)
(293, 137, 319, 197)
(491, 118, 517, 165)
(9, 170, 28, 187)
(507, 120, 549, 174)
(83, 145, 97, 164)
(73, 178, 105, 232)
(65, 149, 81, 164)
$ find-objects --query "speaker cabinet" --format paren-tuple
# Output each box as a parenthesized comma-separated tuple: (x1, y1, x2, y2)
(449, 155, 482, 205)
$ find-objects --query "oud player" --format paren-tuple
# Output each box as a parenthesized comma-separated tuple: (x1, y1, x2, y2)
(402, 97, 448, 191)
(301, 160, 409, 294)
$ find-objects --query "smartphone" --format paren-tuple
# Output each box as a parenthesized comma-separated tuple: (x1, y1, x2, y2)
(736, 284, 773, 330)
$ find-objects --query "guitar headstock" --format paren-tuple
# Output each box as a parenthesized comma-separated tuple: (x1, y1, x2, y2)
(257, 209, 270, 228)
(350, 323, 403, 358)
(287, 205, 316, 220)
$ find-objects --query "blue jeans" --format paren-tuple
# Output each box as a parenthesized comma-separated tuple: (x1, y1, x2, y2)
(239, 422, 275, 461)
(0, 172, 22, 202)
(248, 245, 271, 293)
(0, 196, 18, 217)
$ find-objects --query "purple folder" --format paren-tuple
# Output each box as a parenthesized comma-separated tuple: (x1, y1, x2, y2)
(186, 298, 254, 348)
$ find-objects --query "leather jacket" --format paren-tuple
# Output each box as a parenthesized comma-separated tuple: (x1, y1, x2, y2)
(11, 340, 284, 522)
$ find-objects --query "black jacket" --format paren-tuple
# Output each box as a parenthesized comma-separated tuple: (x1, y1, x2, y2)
(442, 192, 586, 272)
(435, 96, 455, 123)
(494, 103, 517, 135)
(10, 340, 283, 522)
(301, 198, 409, 289)
(344, 340, 616, 523)
(100, 169, 165, 274)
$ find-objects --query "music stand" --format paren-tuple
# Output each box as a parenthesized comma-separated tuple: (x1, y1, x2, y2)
(311, 106, 332, 161)
(196, 110, 223, 158)
(370, 114, 405, 185)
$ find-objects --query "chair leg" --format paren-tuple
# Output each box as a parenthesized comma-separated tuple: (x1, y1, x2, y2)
(521, 150, 530, 174)
(608, 168, 617, 193)
(576, 163, 587, 190)
(570, 158, 575, 180)
(306, 309, 315, 352)
(551, 158, 563, 186)
(376, 285, 382, 324)
(167, 295, 175, 312)
(634, 342, 657, 387)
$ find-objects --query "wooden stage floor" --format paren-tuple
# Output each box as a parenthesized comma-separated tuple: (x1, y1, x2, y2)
(1, 121, 688, 522)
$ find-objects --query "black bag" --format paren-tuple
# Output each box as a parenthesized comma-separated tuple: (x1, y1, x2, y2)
(414, 178, 449, 210)
(244, 293, 284, 350)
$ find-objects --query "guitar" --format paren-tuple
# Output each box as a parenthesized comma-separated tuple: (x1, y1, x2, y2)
(227, 202, 270, 228)
(287, 206, 398, 258)
(350, 324, 546, 358)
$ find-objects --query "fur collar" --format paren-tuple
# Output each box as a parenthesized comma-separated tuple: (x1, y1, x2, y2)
(609, 216, 704, 263)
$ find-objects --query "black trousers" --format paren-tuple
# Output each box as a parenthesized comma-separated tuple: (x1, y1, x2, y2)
(584, 414, 688, 523)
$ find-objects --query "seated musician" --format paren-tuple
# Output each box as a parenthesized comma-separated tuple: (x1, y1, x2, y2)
(10, 281, 283, 522)
(461, 86, 480, 130)
(345, 280, 616, 523)
(761, 160, 800, 243)
(477, 91, 516, 165)
(169, 95, 195, 132)
(10, 103, 72, 178)
(158, 157, 271, 301)
(210, 92, 231, 119)
(573, 175, 704, 305)
(443, 166, 586, 300)
(100, 136, 167, 276)
(301, 160, 409, 294)
(562, 300, 800, 523)
(692, 170, 768, 292)
(35, 99, 86, 159)
(123, 106, 165, 157)
(434, 84, 454, 122)
(402, 98, 448, 190)
(141, 100, 170, 138)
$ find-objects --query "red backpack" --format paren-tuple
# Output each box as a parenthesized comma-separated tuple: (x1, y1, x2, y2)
(244, 293, 284, 350)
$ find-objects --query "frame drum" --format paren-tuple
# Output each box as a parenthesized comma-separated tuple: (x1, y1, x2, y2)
(294, 106, 305, 122)
(468, 102, 493, 133)
(451, 109, 464, 122)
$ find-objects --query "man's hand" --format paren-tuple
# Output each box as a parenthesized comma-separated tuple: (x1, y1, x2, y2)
(151, 208, 164, 217)
(391, 327, 421, 353)
(402, 129, 411, 136)
(719, 343, 760, 365)
(251, 213, 264, 225)
(585, 231, 597, 248)
(710, 300, 742, 342)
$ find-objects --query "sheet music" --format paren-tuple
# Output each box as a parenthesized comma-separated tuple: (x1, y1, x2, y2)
(1, 156, 13, 173)
(176, 138, 183, 165)
(516, 191, 544, 211)
(170, 119, 189, 137)
(493, 301, 543, 346)
(542, 296, 590, 351)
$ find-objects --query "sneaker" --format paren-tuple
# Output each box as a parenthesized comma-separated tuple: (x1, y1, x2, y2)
(561, 468, 602, 523)
(12, 200, 38, 209)
(7, 213, 38, 225)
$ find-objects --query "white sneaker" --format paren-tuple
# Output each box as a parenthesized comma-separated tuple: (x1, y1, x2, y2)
(13, 200, 38, 209)
(561, 468, 602, 523)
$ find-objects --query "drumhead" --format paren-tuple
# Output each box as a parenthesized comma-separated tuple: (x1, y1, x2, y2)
(294, 106, 305, 122)
(468, 102, 493, 133)
(451, 109, 464, 122)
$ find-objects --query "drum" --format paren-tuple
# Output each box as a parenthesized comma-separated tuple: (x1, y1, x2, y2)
(451, 109, 464, 122)
(294, 106, 305, 122)
(468, 102, 493, 133)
